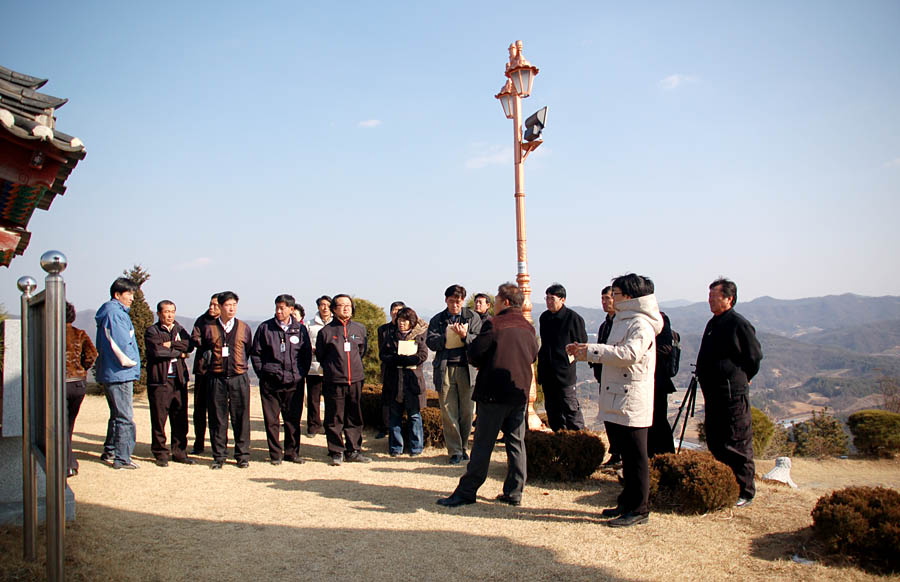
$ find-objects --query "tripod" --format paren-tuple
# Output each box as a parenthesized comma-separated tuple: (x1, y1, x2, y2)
(671, 368, 699, 453)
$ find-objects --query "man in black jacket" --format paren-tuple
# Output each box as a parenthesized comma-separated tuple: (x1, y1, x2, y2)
(437, 283, 538, 507)
(696, 278, 763, 506)
(589, 286, 620, 464)
(315, 294, 370, 466)
(538, 283, 588, 431)
(145, 300, 195, 466)
(250, 294, 312, 465)
(189, 293, 219, 454)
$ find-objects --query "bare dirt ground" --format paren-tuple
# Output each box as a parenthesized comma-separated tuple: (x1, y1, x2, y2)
(2, 392, 899, 582)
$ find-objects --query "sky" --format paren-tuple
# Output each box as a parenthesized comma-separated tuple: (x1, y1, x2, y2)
(2, 1, 898, 320)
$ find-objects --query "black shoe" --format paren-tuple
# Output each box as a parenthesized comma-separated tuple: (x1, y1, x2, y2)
(601, 506, 625, 518)
(345, 451, 371, 463)
(389, 452, 401, 458)
(67, 467, 78, 478)
(191, 446, 205, 455)
(436, 494, 476, 508)
(329, 454, 343, 466)
(100, 453, 114, 466)
(608, 511, 649, 528)
(173, 457, 196, 465)
(284, 457, 305, 464)
(735, 496, 754, 508)
(270, 459, 282, 466)
(495, 494, 521, 507)
(113, 460, 139, 470)
(210, 460, 225, 470)
(448, 454, 463, 465)
(602, 454, 622, 467)
(374, 430, 388, 439)
(155, 458, 169, 467)
(237, 460, 250, 469)
(410, 451, 422, 457)
(462, 452, 469, 461)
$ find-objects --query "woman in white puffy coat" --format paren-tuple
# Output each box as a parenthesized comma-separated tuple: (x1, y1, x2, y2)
(568, 274, 662, 527)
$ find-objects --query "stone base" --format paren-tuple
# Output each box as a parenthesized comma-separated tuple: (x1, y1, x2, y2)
(0, 436, 76, 525)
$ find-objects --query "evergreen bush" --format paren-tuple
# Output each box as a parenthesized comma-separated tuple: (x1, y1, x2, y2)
(351, 298, 387, 382)
(760, 424, 796, 459)
(421, 406, 444, 447)
(649, 451, 740, 514)
(524, 429, 605, 481)
(360, 384, 383, 428)
(124, 265, 153, 392)
(751, 407, 775, 456)
(811, 486, 900, 574)
(847, 409, 900, 458)
(793, 408, 849, 457)
(426, 389, 439, 408)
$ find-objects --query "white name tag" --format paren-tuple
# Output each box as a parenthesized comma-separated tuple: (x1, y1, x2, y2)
(344, 341, 351, 352)
(222, 346, 230, 357)
(289, 335, 300, 344)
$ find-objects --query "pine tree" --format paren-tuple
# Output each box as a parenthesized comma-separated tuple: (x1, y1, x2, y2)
(123, 265, 154, 391)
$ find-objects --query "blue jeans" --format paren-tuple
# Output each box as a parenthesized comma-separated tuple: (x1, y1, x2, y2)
(103, 382, 136, 463)
(389, 398, 424, 455)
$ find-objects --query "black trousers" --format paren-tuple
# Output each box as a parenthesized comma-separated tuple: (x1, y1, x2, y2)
(647, 389, 675, 457)
(192, 374, 210, 451)
(323, 380, 364, 456)
(604, 421, 621, 456)
(454, 402, 527, 502)
(605, 422, 649, 515)
(542, 380, 585, 431)
(306, 375, 324, 434)
(703, 392, 756, 499)
(148, 377, 190, 460)
(208, 373, 251, 462)
(65, 380, 86, 471)
(260, 378, 304, 460)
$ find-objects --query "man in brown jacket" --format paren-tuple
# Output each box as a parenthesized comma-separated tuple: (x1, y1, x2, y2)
(437, 283, 538, 507)
(196, 291, 254, 469)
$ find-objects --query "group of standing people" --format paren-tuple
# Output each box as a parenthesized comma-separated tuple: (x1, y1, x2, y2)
(67, 274, 762, 531)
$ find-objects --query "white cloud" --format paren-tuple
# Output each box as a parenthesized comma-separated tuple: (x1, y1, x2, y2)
(465, 145, 511, 169)
(884, 157, 900, 168)
(174, 257, 212, 271)
(659, 74, 698, 90)
(357, 119, 382, 128)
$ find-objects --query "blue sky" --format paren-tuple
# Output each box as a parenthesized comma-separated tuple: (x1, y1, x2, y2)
(2, 1, 898, 320)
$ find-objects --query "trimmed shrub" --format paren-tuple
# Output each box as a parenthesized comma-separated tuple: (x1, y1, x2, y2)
(361, 384, 383, 429)
(811, 486, 900, 574)
(751, 407, 775, 456)
(351, 298, 387, 382)
(524, 429, 606, 481)
(421, 406, 444, 447)
(847, 409, 900, 458)
(649, 451, 740, 514)
(793, 408, 849, 458)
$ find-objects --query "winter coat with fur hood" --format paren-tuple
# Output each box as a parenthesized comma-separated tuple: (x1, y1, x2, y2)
(585, 294, 663, 427)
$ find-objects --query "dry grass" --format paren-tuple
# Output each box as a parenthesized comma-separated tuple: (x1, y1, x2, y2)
(2, 392, 899, 582)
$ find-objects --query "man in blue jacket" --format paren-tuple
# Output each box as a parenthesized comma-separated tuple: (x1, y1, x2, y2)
(95, 277, 141, 469)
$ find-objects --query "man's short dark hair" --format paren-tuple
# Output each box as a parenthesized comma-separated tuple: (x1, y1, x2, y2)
(601, 286, 612, 296)
(611, 273, 653, 299)
(275, 294, 296, 309)
(331, 294, 354, 315)
(497, 283, 523, 308)
(396, 306, 418, 327)
(65, 302, 76, 324)
(474, 293, 492, 305)
(156, 300, 176, 313)
(710, 278, 738, 306)
(389, 301, 406, 312)
(444, 284, 466, 300)
(109, 277, 137, 299)
(217, 291, 239, 305)
(545, 283, 566, 299)
(316, 295, 332, 307)
(642, 276, 655, 294)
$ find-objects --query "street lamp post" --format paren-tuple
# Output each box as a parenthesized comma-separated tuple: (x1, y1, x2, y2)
(496, 40, 545, 430)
